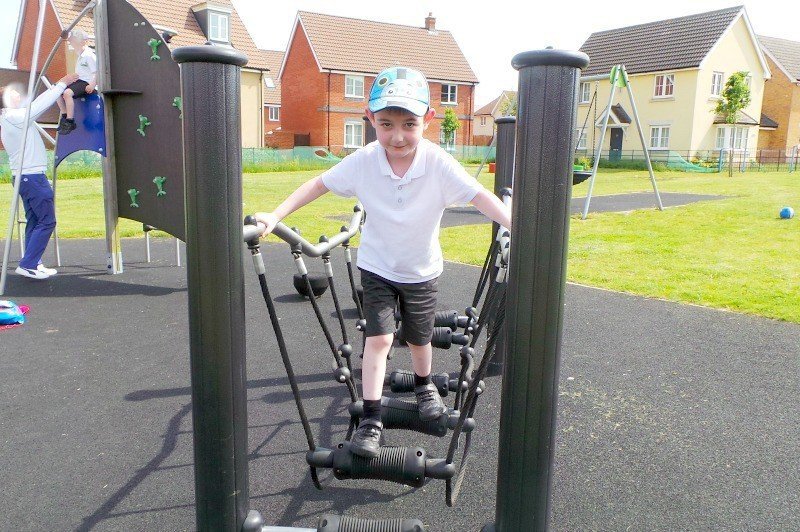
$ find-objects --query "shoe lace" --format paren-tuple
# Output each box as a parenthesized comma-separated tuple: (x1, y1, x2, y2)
(358, 424, 381, 439)
(417, 387, 437, 404)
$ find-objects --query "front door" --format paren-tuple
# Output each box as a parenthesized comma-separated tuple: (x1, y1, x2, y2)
(609, 128, 623, 161)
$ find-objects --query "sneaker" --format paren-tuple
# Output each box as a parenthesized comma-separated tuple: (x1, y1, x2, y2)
(350, 419, 383, 458)
(15, 266, 50, 280)
(37, 264, 57, 276)
(60, 120, 77, 135)
(415, 382, 448, 421)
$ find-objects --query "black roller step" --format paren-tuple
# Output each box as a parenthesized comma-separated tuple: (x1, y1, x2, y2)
(348, 397, 475, 437)
(385, 369, 457, 397)
(306, 443, 455, 488)
(317, 514, 424, 532)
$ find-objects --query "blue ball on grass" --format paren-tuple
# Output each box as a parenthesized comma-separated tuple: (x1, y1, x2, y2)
(779, 207, 794, 219)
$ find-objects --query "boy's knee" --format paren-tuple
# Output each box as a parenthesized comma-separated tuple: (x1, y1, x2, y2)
(64, 89, 74, 97)
(366, 334, 393, 349)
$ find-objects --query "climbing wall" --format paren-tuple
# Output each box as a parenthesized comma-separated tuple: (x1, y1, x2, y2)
(102, 0, 185, 240)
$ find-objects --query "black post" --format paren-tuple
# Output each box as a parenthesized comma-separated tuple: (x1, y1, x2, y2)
(172, 45, 258, 531)
(487, 116, 515, 374)
(484, 49, 589, 532)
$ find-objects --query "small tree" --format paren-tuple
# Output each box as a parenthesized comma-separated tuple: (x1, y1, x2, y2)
(441, 108, 461, 151)
(498, 93, 517, 117)
(715, 71, 751, 176)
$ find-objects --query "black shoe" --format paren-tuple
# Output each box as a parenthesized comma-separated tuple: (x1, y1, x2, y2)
(58, 114, 67, 129)
(60, 119, 77, 135)
(415, 382, 448, 421)
(350, 419, 383, 458)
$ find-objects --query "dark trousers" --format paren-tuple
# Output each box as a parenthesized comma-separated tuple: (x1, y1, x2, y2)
(16, 173, 56, 269)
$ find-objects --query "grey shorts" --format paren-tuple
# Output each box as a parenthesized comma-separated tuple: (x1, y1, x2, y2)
(360, 268, 439, 345)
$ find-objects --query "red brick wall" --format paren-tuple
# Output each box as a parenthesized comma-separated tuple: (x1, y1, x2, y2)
(758, 55, 800, 153)
(16, 0, 67, 80)
(280, 24, 328, 146)
(264, 130, 294, 149)
(263, 105, 281, 132)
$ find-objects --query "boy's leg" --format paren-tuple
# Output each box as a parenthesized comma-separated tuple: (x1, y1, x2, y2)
(398, 277, 447, 421)
(351, 270, 400, 458)
(64, 89, 75, 118)
(17, 174, 56, 270)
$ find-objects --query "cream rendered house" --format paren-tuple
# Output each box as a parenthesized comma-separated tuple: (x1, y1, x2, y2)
(577, 6, 770, 162)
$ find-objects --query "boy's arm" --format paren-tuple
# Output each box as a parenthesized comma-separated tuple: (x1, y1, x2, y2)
(470, 189, 512, 231)
(14, 74, 79, 124)
(254, 175, 330, 235)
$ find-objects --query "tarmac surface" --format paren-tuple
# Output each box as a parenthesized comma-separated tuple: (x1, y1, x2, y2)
(1, 237, 797, 531)
(441, 192, 726, 227)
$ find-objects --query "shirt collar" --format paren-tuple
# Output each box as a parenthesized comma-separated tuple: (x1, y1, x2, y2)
(377, 139, 428, 182)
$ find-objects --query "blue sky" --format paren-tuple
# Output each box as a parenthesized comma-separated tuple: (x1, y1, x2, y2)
(2, 0, 798, 107)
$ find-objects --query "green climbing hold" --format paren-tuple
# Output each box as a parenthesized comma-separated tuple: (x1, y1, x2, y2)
(172, 96, 182, 118)
(153, 176, 167, 197)
(147, 38, 162, 61)
(128, 188, 140, 208)
(137, 114, 151, 136)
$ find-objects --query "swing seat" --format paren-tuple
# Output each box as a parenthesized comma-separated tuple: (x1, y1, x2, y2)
(572, 170, 593, 185)
(293, 272, 329, 298)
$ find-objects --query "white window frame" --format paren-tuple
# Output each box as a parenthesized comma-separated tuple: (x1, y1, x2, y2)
(344, 120, 364, 148)
(711, 72, 723, 97)
(575, 128, 587, 150)
(579, 82, 591, 104)
(649, 126, 670, 149)
(267, 105, 280, 122)
(208, 11, 229, 43)
(441, 84, 457, 105)
(653, 74, 674, 98)
(345, 75, 364, 99)
(480, 116, 486, 126)
(264, 77, 275, 89)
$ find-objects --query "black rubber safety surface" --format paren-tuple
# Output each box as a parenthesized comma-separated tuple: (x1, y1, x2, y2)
(1, 237, 796, 531)
(441, 192, 727, 227)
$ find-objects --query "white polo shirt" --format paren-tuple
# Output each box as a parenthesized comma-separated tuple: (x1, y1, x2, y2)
(321, 139, 484, 283)
(76, 47, 97, 83)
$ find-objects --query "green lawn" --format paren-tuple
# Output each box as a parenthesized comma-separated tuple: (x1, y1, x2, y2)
(1, 167, 798, 323)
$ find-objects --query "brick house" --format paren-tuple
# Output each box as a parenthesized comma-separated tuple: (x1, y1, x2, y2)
(8, 0, 275, 148)
(278, 11, 478, 153)
(261, 50, 290, 148)
(578, 6, 770, 159)
(757, 36, 800, 158)
(473, 90, 516, 146)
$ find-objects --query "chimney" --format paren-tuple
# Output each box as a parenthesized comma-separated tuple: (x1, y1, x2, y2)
(425, 12, 436, 32)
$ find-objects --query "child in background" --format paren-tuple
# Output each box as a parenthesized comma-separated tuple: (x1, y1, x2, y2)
(57, 28, 97, 135)
(254, 66, 511, 457)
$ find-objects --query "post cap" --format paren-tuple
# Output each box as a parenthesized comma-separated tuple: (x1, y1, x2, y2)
(172, 45, 248, 67)
(511, 49, 589, 71)
(495, 116, 516, 124)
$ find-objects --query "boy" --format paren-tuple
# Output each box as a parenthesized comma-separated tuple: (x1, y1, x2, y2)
(254, 67, 511, 458)
(56, 29, 97, 135)
(1, 73, 80, 279)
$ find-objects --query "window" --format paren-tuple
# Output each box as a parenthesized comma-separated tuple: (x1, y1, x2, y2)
(744, 74, 752, 90)
(267, 106, 280, 122)
(439, 128, 456, 151)
(580, 82, 591, 104)
(716, 126, 749, 151)
(711, 72, 723, 97)
(441, 84, 457, 104)
(345, 75, 364, 98)
(480, 116, 486, 126)
(649, 126, 670, 149)
(208, 11, 229, 42)
(715, 127, 726, 149)
(653, 74, 674, 98)
(264, 77, 275, 89)
(575, 128, 587, 150)
(344, 120, 363, 148)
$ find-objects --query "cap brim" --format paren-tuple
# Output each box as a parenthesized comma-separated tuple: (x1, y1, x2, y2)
(368, 97, 429, 117)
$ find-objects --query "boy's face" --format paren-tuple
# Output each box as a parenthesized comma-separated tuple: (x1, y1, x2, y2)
(69, 37, 85, 50)
(366, 107, 436, 162)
